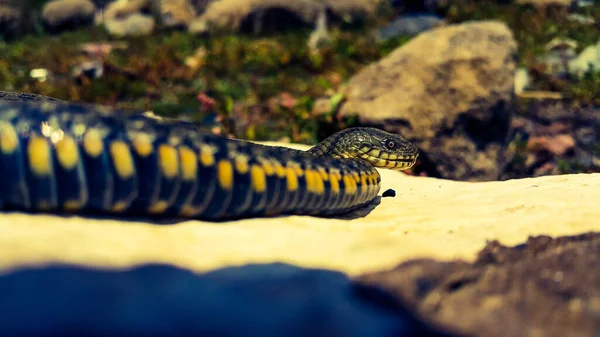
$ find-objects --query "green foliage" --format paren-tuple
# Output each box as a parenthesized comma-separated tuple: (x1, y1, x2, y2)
(2, 0, 599, 146)
(565, 66, 600, 105)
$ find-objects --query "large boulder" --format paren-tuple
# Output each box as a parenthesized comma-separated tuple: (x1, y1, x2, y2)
(339, 20, 518, 181)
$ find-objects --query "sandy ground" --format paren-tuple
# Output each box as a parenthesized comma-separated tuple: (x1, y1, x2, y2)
(1, 143, 598, 276)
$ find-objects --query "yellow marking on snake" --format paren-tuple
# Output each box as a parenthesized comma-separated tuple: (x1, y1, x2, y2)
(308, 169, 324, 194)
(132, 133, 153, 157)
(250, 164, 266, 193)
(63, 200, 83, 211)
(179, 205, 201, 217)
(27, 136, 52, 176)
(0, 122, 18, 154)
(235, 156, 249, 174)
(83, 129, 104, 157)
(343, 174, 355, 194)
(148, 200, 169, 214)
(36, 201, 51, 211)
(111, 201, 129, 212)
(199, 145, 214, 167)
(179, 146, 197, 181)
(329, 171, 340, 194)
(158, 144, 179, 179)
(273, 160, 285, 178)
(360, 173, 368, 190)
(217, 159, 233, 190)
(55, 135, 79, 170)
(318, 167, 329, 181)
(286, 167, 298, 192)
(261, 159, 275, 176)
(109, 141, 135, 179)
(368, 149, 381, 158)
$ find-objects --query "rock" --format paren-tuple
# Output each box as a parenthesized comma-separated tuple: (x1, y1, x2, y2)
(375, 14, 445, 40)
(312, 97, 334, 115)
(339, 21, 518, 181)
(42, 0, 96, 31)
(187, 16, 208, 34)
(103, 0, 150, 20)
(200, 0, 320, 33)
(307, 8, 332, 54)
(538, 37, 579, 76)
(0, 263, 458, 337)
(199, 0, 381, 34)
(159, 0, 196, 28)
(358, 232, 600, 337)
(527, 134, 575, 156)
(104, 13, 155, 36)
(568, 39, 600, 76)
(567, 13, 596, 25)
(0, 5, 21, 37)
(514, 67, 530, 95)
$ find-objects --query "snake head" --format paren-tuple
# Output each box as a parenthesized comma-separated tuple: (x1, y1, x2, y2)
(350, 127, 419, 170)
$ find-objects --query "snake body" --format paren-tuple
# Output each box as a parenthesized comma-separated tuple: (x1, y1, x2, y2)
(0, 92, 418, 220)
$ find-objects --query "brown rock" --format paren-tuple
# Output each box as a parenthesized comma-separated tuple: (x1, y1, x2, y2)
(200, 0, 320, 33)
(527, 134, 576, 156)
(339, 20, 518, 181)
(159, 0, 196, 28)
(42, 0, 96, 30)
(0, 5, 20, 36)
(199, 0, 381, 33)
(358, 232, 600, 337)
(103, 0, 150, 20)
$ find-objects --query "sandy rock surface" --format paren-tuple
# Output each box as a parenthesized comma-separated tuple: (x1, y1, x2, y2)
(0, 142, 598, 276)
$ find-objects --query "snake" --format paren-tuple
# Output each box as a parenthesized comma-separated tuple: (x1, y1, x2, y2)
(0, 91, 419, 220)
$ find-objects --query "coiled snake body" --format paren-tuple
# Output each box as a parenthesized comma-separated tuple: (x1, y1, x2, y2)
(0, 92, 418, 220)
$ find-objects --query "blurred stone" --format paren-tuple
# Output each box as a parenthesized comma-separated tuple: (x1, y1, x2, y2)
(339, 20, 517, 181)
(159, 0, 196, 28)
(514, 67, 530, 95)
(312, 97, 333, 116)
(568, 39, 600, 76)
(187, 16, 208, 34)
(0, 5, 21, 37)
(103, 0, 150, 20)
(376, 14, 445, 40)
(199, 0, 381, 34)
(42, 0, 96, 31)
(104, 12, 155, 36)
(527, 134, 576, 156)
(359, 232, 600, 337)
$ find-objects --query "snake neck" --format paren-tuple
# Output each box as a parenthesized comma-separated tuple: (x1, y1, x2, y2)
(306, 129, 356, 159)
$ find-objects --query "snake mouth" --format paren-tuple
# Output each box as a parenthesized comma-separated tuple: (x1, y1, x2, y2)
(357, 147, 418, 170)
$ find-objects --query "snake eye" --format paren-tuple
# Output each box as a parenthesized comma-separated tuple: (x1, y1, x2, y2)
(385, 140, 397, 150)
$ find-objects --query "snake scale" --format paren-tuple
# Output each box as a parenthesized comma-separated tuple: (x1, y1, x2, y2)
(0, 91, 418, 220)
